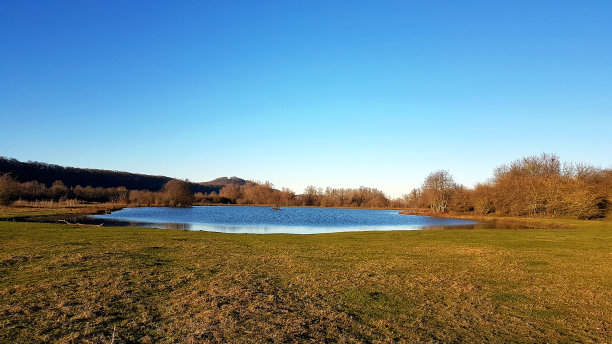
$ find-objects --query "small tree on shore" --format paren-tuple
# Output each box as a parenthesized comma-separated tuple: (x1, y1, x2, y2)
(50, 180, 68, 201)
(422, 170, 455, 213)
(219, 184, 241, 203)
(162, 179, 193, 207)
(0, 173, 17, 205)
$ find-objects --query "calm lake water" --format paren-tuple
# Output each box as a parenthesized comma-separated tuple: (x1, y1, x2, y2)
(91, 206, 477, 234)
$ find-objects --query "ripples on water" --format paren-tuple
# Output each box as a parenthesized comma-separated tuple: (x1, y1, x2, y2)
(90, 206, 477, 234)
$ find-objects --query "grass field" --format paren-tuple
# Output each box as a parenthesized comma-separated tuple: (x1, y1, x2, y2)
(0, 209, 610, 343)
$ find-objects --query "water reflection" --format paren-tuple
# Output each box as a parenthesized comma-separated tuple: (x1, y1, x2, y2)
(80, 219, 534, 233)
(421, 221, 536, 230)
(144, 223, 428, 234)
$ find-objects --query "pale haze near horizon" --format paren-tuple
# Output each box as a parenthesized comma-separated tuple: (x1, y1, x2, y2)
(1, 1, 611, 198)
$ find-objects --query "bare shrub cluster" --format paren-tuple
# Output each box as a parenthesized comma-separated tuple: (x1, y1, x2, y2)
(195, 182, 392, 208)
(405, 154, 612, 218)
(0, 174, 129, 205)
(301, 186, 390, 208)
(0, 175, 193, 207)
(127, 179, 194, 207)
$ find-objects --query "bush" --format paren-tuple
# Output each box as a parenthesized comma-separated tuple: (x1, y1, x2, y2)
(0, 173, 17, 205)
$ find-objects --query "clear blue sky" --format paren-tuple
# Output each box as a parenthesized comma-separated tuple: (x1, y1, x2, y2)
(1, 1, 611, 197)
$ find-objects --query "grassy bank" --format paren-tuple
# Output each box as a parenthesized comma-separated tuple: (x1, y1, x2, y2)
(1, 215, 611, 343)
(0, 204, 123, 221)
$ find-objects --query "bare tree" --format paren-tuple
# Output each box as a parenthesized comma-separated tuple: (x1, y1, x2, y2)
(303, 186, 322, 206)
(422, 170, 455, 212)
(0, 173, 17, 205)
(219, 184, 241, 203)
(50, 180, 68, 201)
(162, 179, 193, 207)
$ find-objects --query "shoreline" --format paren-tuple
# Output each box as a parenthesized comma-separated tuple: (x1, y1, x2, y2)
(2, 203, 605, 230)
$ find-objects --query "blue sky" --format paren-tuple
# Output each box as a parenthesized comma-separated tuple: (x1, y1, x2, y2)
(1, 1, 611, 197)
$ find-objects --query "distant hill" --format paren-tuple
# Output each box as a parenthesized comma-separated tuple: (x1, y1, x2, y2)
(200, 177, 247, 187)
(0, 157, 244, 194)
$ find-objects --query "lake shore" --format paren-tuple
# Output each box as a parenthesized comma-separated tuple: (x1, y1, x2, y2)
(4, 203, 596, 231)
(399, 208, 589, 229)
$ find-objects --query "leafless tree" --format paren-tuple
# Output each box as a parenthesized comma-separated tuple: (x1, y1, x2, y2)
(421, 170, 455, 213)
(162, 179, 193, 207)
(0, 173, 17, 205)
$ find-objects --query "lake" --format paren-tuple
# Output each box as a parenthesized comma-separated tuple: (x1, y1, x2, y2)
(91, 206, 477, 234)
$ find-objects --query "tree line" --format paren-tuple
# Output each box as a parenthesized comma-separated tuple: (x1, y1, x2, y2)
(0, 176, 194, 207)
(196, 182, 396, 208)
(0, 157, 241, 194)
(1, 154, 611, 218)
(404, 154, 612, 219)
(0, 173, 394, 209)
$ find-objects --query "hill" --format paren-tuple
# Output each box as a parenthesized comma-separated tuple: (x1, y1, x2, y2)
(200, 177, 247, 187)
(0, 157, 242, 194)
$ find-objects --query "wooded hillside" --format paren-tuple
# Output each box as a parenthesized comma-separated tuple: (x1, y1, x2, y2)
(0, 157, 244, 194)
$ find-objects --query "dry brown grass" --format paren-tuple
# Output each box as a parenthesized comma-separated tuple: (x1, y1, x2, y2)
(0, 203, 123, 221)
(0, 218, 610, 343)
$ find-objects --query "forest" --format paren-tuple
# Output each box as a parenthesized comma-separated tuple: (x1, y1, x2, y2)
(0, 157, 245, 194)
(1, 154, 611, 219)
